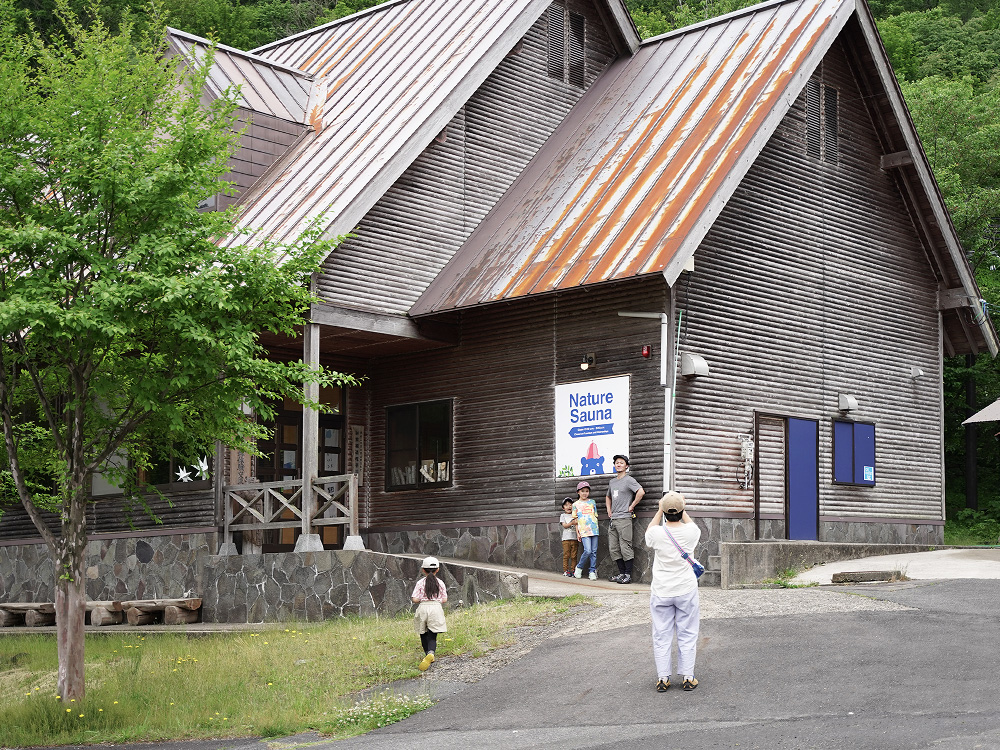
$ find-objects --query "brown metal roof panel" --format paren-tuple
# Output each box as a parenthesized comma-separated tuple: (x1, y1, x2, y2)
(411, 0, 850, 315)
(224, 0, 549, 250)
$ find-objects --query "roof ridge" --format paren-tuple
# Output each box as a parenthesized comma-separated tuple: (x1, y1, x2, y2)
(639, 0, 805, 46)
(250, 0, 414, 56)
(167, 27, 315, 79)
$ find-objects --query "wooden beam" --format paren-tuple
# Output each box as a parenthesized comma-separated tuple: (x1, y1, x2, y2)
(939, 288, 972, 310)
(880, 150, 913, 169)
(311, 302, 458, 343)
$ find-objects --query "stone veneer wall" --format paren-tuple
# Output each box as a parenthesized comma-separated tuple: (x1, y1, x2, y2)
(201, 550, 526, 623)
(0, 533, 215, 603)
(0, 536, 525, 623)
(365, 517, 941, 585)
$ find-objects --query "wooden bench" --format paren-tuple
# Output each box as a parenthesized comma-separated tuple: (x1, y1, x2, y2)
(121, 598, 202, 626)
(0, 602, 55, 627)
(0, 599, 199, 627)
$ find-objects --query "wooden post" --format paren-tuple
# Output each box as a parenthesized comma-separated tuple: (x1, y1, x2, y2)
(0, 609, 25, 627)
(126, 608, 157, 626)
(349, 472, 359, 537)
(90, 607, 123, 627)
(25, 609, 56, 627)
(295, 319, 323, 552)
(164, 605, 200, 625)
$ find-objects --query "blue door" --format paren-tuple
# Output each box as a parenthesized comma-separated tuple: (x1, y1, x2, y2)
(787, 418, 819, 540)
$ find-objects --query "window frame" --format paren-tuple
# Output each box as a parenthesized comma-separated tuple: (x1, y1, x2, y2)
(832, 419, 876, 487)
(385, 399, 454, 491)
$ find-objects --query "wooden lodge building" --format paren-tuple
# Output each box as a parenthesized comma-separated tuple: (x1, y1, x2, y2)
(2, 0, 997, 583)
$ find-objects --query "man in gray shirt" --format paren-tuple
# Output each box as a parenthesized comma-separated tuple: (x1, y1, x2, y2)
(605, 454, 644, 583)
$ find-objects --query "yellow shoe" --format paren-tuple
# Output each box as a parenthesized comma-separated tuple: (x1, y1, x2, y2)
(418, 653, 434, 671)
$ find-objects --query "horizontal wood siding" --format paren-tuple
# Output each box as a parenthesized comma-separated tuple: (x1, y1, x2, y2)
(674, 40, 943, 522)
(316, 0, 616, 314)
(0, 490, 216, 542)
(363, 277, 666, 527)
(221, 109, 305, 211)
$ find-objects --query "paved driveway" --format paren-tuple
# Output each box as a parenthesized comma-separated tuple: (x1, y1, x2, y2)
(792, 548, 1000, 584)
(330, 579, 1000, 750)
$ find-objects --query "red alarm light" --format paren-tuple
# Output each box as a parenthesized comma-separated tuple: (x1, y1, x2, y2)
(641, 345, 652, 358)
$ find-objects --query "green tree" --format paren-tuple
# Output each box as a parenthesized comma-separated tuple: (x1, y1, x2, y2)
(0, 0, 354, 701)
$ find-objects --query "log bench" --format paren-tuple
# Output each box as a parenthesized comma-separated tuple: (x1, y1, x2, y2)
(121, 598, 202, 626)
(0, 602, 55, 627)
(0, 598, 199, 627)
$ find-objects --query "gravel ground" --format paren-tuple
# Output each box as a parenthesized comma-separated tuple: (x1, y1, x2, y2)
(406, 586, 912, 688)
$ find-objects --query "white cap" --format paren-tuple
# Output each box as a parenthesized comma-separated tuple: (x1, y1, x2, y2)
(421, 556, 440, 569)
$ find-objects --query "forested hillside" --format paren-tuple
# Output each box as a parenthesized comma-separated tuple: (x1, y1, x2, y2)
(12, 0, 1000, 537)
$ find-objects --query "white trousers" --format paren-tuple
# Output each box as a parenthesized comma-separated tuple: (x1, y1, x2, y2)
(650, 588, 700, 678)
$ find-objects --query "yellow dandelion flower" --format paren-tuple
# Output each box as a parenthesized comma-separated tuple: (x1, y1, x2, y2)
(78, 714, 84, 718)
(114, 701, 119, 705)
(66, 709, 71, 713)
(99, 709, 103, 713)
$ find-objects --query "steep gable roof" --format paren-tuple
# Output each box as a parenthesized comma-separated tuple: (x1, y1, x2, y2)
(166, 28, 314, 124)
(220, 0, 639, 252)
(410, 0, 997, 355)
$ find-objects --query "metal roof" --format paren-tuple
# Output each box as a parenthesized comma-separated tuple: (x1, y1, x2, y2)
(167, 28, 314, 123)
(219, 0, 562, 250)
(411, 0, 856, 315)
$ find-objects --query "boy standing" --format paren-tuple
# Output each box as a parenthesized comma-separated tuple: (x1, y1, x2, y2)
(559, 497, 580, 576)
(605, 454, 644, 583)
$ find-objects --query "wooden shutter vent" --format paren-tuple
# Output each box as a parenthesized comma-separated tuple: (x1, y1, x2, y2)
(548, 5, 565, 81)
(568, 11, 586, 87)
(805, 77, 821, 160)
(823, 85, 839, 164)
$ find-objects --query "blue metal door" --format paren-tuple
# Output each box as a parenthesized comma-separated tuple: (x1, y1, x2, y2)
(787, 418, 818, 540)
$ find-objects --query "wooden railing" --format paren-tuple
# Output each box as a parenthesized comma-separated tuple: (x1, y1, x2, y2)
(222, 473, 358, 548)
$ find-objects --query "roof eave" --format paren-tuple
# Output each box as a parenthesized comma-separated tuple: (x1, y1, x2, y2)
(850, 0, 999, 357)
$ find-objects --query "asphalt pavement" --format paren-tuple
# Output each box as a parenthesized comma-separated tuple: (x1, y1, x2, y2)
(322, 578, 1000, 749)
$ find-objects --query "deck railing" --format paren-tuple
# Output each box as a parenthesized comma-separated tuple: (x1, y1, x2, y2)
(221, 473, 358, 548)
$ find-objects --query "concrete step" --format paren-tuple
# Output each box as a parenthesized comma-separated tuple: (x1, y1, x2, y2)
(700, 570, 721, 587)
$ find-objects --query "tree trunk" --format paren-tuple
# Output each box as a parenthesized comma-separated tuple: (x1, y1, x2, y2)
(55, 481, 89, 702)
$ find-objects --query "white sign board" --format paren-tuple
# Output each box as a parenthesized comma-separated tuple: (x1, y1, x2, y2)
(554, 375, 630, 478)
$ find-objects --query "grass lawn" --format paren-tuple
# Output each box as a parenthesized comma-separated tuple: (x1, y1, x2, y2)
(0, 595, 587, 747)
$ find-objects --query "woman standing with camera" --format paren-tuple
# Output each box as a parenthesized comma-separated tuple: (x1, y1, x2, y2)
(645, 491, 702, 692)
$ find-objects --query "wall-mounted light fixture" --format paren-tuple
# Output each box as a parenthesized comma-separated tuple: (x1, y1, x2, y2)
(910, 366, 925, 380)
(681, 352, 710, 377)
(838, 393, 859, 412)
(580, 353, 596, 371)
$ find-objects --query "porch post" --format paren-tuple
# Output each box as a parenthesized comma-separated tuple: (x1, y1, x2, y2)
(294, 320, 324, 552)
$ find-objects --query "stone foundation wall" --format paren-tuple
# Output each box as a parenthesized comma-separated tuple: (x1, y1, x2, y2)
(366, 517, 769, 584)
(0, 533, 216, 603)
(1, 536, 525, 624)
(820, 520, 943, 545)
(201, 550, 525, 623)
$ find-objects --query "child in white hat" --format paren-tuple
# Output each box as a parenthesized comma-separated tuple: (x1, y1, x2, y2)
(411, 556, 448, 671)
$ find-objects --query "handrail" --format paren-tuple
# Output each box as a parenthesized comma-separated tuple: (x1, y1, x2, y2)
(221, 473, 359, 548)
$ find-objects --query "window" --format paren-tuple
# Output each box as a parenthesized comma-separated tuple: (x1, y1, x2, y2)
(91, 448, 212, 495)
(255, 390, 345, 483)
(386, 400, 452, 490)
(547, 4, 586, 87)
(832, 420, 875, 486)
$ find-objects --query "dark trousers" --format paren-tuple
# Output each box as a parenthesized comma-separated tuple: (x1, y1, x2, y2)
(420, 631, 438, 654)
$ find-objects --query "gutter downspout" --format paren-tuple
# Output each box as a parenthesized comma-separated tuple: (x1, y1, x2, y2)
(618, 308, 681, 493)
